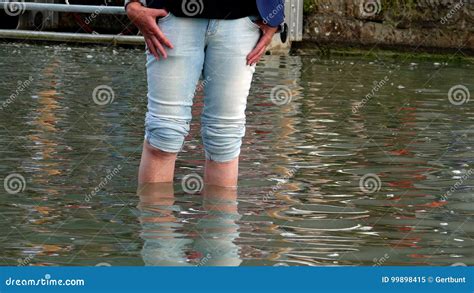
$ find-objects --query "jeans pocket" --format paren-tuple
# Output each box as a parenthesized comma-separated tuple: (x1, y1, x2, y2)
(243, 16, 261, 31)
(158, 12, 173, 24)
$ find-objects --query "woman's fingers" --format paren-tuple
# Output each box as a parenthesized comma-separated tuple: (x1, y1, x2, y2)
(246, 23, 278, 65)
(246, 41, 264, 64)
(150, 35, 167, 59)
(248, 46, 266, 65)
(145, 38, 160, 60)
(145, 9, 173, 48)
(127, 7, 173, 59)
(150, 24, 173, 49)
(149, 8, 169, 18)
(247, 36, 271, 65)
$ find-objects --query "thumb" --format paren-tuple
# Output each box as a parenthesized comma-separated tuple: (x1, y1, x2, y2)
(149, 8, 168, 18)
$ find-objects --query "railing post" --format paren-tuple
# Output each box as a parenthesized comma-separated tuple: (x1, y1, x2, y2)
(17, 0, 60, 30)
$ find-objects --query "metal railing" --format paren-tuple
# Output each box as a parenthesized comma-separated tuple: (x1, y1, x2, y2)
(0, 29, 143, 45)
(0, 2, 125, 15)
(0, 1, 140, 45)
(0, 1, 303, 48)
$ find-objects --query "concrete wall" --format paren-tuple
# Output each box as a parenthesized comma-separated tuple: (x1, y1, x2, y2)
(302, 0, 474, 51)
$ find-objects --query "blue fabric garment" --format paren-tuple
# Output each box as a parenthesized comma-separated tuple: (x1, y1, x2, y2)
(256, 0, 285, 27)
(146, 0, 285, 27)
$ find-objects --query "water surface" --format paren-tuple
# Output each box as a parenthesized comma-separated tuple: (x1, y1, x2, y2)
(0, 43, 473, 266)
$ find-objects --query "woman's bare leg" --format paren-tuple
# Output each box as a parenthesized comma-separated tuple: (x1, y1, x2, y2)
(138, 141, 178, 184)
(204, 157, 239, 187)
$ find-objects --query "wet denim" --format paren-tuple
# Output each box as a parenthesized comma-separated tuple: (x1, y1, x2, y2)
(145, 13, 260, 162)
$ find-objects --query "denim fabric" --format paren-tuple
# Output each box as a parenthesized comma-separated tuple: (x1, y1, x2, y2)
(145, 13, 260, 162)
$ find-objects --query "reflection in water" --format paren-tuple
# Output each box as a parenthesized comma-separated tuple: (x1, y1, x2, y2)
(138, 184, 241, 266)
(0, 43, 473, 266)
(28, 60, 64, 194)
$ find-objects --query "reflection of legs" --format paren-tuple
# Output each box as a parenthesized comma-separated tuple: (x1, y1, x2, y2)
(193, 185, 241, 266)
(137, 183, 193, 266)
(139, 16, 207, 184)
(201, 18, 260, 187)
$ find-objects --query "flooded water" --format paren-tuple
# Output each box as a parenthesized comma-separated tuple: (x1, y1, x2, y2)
(0, 42, 473, 266)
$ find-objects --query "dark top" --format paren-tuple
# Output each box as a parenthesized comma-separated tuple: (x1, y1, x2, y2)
(147, 0, 259, 20)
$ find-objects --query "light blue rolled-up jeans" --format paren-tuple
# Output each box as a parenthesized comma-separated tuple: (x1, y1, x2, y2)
(145, 13, 261, 162)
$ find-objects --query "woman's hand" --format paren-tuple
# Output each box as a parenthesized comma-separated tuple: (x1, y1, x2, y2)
(126, 3, 174, 59)
(246, 21, 278, 65)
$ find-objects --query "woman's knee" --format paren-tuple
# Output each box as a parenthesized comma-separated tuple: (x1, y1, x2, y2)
(143, 140, 179, 160)
(145, 114, 190, 154)
(201, 121, 246, 163)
